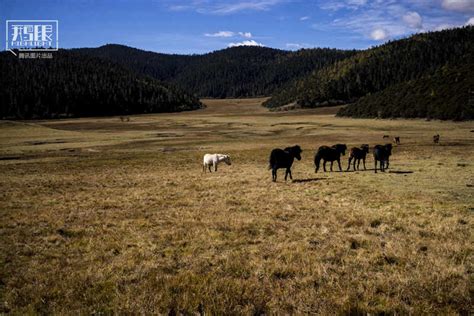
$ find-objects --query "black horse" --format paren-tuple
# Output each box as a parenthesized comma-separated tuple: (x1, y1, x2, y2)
(314, 144, 347, 172)
(269, 145, 302, 182)
(373, 144, 392, 173)
(347, 144, 369, 171)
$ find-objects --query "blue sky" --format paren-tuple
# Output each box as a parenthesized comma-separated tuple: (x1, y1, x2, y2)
(1, 0, 472, 54)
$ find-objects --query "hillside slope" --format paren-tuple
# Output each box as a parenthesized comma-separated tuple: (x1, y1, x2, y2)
(76, 45, 356, 98)
(0, 50, 202, 119)
(337, 60, 474, 120)
(265, 27, 473, 111)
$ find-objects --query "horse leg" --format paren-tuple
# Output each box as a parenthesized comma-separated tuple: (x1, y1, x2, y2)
(215, 163, 218, 172)
(285, 169, 288, 181)
(208, 164, 212, 172)
(330, 161, 334, 172)
(386, 158, 390, 169)
(357, 159, 360, 170)
(338, 159, 342, 172)
(323, 160, 327, 172)
(272, 168, 277, 182)
(347, 157, 352, 171)
(315, 159, 320, 173)
(374, 160, 377, 173)
(363, 158, 366, 170)
(289, 169, 293, 180)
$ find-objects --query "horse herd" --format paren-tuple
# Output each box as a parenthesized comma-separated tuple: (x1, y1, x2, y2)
(268, 143, 393, 181)
(203, 134, 441, 181)
(203, 143, 393, 182)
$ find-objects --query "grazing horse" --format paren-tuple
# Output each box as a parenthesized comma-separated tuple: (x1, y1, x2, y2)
(315, 144, 347, 172)
(269, 145, 302, 182)
(394, 137, 400, 145)
(347, 144, 369, 171)
(433, 134, 440, 144)
(383, 135, 390, 139)
(373, 144, 392, 173)
(203, 154, 231, 172)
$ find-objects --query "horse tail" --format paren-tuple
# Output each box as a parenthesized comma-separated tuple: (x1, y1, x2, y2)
(268, 155, 274, 170)
(314, 151, 322, 172)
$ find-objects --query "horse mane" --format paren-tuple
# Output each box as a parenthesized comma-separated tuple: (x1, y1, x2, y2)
(331, 144, 347, 154)
(284, 145, 302, 154)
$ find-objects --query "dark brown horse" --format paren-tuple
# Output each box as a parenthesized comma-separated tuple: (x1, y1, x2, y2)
(269, 145, 302, 182)
(315, 144, 347, 172)
(373, 144, 392, 173)
(433, 134, 440, 144)
(394, 137, 400, 145)
(347, 144, 369, 171)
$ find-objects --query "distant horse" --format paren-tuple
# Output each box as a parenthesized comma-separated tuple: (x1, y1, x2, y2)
(394, 137, 400, 145)
(315, 144, 347, 172)
(433, 134, 440, 144)
(383, 135, 390, 139)
(203, 154, 231, 172)
(269, 145, 302, 182)
(347, 144, 369, 171)
(373, 144, 392, 173)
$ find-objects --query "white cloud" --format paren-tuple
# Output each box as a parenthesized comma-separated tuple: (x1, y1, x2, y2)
(199, 0, 284, 14)
(300, 16, 310, 21)
(466, 17, 474, 25)
(205, 31, 253, 38)
(286, 43, 303, 49)
(320, 0, 368, 11)
(330, 8, 407, 41)
(320, 0, 469, 42)
(285, 42, 315, 49)
(347, 0, 367, 5)
(403, 11, 423, 29)
(168, 5, 192, 11)
(238, 32, 253, 38)
(228, 40, 264, 47)
(370, 28, 389, 40)
(441, 0, 474, 12)
(434, 23, 457, 31)
(205, 31, 235, 37)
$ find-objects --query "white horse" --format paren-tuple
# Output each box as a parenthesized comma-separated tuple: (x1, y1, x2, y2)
(203, 154, 231, 172)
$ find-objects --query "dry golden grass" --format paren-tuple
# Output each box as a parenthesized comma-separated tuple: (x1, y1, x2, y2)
(0, 98, 473, 314)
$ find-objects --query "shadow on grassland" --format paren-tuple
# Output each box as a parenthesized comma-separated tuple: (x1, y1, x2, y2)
(292, 177, 327, 183)
(344, 168, 414, 174)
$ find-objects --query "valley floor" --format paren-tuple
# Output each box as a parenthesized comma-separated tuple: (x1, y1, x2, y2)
(0, 98, 473, 314)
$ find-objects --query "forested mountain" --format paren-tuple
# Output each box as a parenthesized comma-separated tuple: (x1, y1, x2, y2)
(265, 26, 473, 112)
(0, 50, 202, 119)
(1, 27, 471, 120)
(76, 45, 356, 98)
(337, 60, 474, 120)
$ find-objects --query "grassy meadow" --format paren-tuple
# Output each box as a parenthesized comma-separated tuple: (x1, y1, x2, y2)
(0, 98, 473, 314)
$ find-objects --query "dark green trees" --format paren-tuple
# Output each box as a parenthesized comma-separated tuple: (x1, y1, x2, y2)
(0, 50, 202, 119)
(265, 26, 473, 120)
